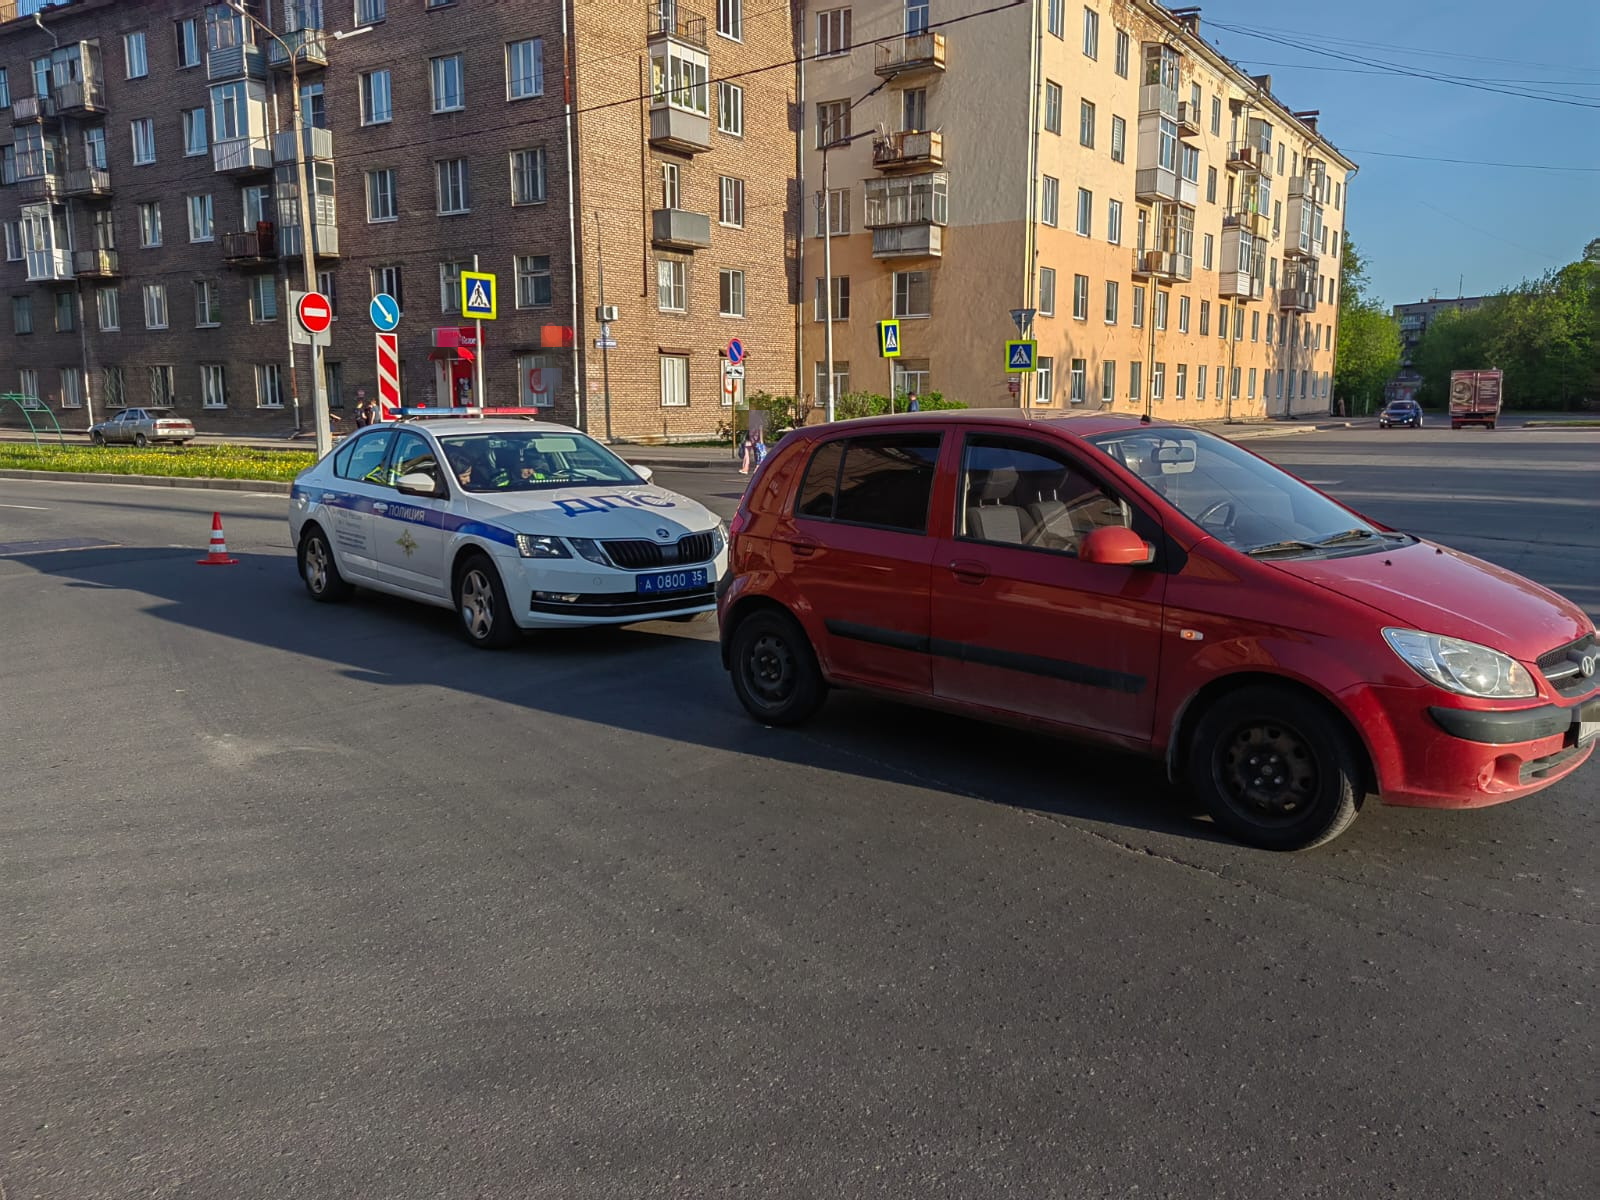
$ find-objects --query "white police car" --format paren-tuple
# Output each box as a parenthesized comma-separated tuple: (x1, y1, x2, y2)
(288, 418, 728, 648)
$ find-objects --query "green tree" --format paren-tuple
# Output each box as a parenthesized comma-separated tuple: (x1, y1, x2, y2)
(1334, 235, 1400, 414)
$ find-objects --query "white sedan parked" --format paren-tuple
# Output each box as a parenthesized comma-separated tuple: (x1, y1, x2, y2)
(288, 419, 728, 648)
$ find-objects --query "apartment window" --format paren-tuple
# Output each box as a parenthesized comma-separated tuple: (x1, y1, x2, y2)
(1235, 306, 1245, 341)
(719, 176, 745, 227)
(658, 258, 687, 312)
(1044, 82, 1062, 135)
(1216, 367, 1225, 401)
(660, 161, 680, 209)
(1197, 365, 1207, 401)
(1251, 311, 1261, 342)
(814, 188, 850, 237)
(1082, 6, 1099, 58)
(1267, 314, 1276, 344)
(187, 195, 214, 243)
(516, 254, 552, 308)
(1105, 279, 1118, 324)
(2, 221, 18, 262)
(131, 119, 156, 165)
(430, 54, 465, 113)
(194, 279, 221, 327)
(1248, 367, 1258, 400)
(361, 70, 393, 125)
(814, 361, 850, 407)
(814, 275, 850, 320)
(1058, 272, 1082, 321)
(1153, 290, 1168, 331)
(18, 368, 39, 405)
(99, 365, 124, 409)
(12, 295, 31, 335)
(440, 261, 466, 313)
(1231, 367, 1242, 400)
(52, 291, 73, 333)
(182, 108, 207, 157)
(718, 81, 744, 135)
(1181, 144, 1200, 187)
(366, 168, 398, 221)
(659, 354, 690, 407)
(143, 283, 168, 330)
(200, 364, 226, 409)
(96, 286, 119, 331)
(1038, 266, 1056, 316)
(1047, 0, 1064, 39)
(373, 265, 404, 311)
(903, 87, 926, 131)
(719, 0, 744, 39)
(125, 32, 148, 79)
(1041, 176, 1059, 227)
(1114, 29, 1130, 77)
(506, 38, 544, 100)
(1110, 114, 1125, 162)
(1218, 304, 1228, 339)
(893, 269, 932, 318)
(816, 99, 850, 147)
(1136, 208, 1147, 254)
(240, 184, 270, 229)
(1035, 357, 1054, 405)
(1107, 198, 1122, 245)
(176, 18, 201, 69)
(1, 145, 14, 187)
(1129, 361, 1141, 402)
(1176, 363, 1190, 401)
(249, 275, 277, 322)
(138, 202, 162, 247)
(1132, 285, 1144, 328)
(1210, 95, 1221, 135)
(357, 0, 388, 21)
(510, 148, 547, 205)
(0, 69, 7, 110)
(1273, 199, 1282, 238)
(255, 363, 284, 409)
(436, 158, 469, 214)
(905, 0, 930, 35)
(817, 9, 852, 57)
(1277, 142, 1286, 178)
(60, 368, 83, 409)
(1075, 188, 1092, 236)
(1206, 166, 1216, 205)
(1079, 99, 1095, 148)
(1152, 362, 1165, 402)
(894, 360, 932, 400)
(1178, 295, 1190, 333)
(1334, 182, 1342, 210)
(719, 268, 745, 317)
(1202, 232, 1213, 270)
(151, 363, 178, 408)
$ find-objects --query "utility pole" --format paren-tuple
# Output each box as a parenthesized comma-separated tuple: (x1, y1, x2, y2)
(821, 145, 837, 423)
(594, 213, 613, 442)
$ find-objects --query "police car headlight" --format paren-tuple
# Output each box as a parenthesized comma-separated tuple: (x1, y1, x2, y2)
(568, 537, 612, 567)
(516, 534, 571, 559)
(712, 520, 728, 554)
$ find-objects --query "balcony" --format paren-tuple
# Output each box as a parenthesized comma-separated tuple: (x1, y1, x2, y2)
(207, 43, 267, 82)
(55, 79, 107, 114)
(213, 135, 273, 175)
(65, 167, 112, 198)
(1176, 101, 1201, 138)
(1288, 166, 1327, 203)
(277, 222, 341, 258)
(1133, 248, 1191, 283)
(274, 126, 334, 164)
(73, 248, 119, 278)
(1135, 165, 1179, 204)
(1177, 174, 1198, 208)
(222, 224, 278, 265)
(1279, 263, 1317, 313)
(11, 95, 56, 123)
(1284, 201, 1322, 260)
(649, 9, 707, 48)
(1223, 206, 1266, 237)
(1227, 139, 1271, 176)
(25, 248, 72, 283)
(649, 105, 712, 154)
(651, 208, 712, 252)
(875, 32, 946, 78)
(872, 130, 943, 171)
(268, 27, 328, 72)
(872, 223, 942, 259)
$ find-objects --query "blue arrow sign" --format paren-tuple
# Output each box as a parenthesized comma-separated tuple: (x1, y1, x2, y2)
(369, 293, 400, 331)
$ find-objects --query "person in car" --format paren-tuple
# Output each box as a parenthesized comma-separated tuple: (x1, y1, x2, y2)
(520, 447, 559, 483)
(447, 444, 508, 491)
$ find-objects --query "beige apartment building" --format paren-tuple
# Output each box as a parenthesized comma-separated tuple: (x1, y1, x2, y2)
(799, 0, 1355, 420)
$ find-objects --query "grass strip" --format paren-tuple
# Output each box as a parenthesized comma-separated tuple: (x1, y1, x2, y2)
(0, 443, 317, 482)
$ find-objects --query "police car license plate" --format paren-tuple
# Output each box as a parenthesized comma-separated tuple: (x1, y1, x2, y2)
(637, 568, 707, 595)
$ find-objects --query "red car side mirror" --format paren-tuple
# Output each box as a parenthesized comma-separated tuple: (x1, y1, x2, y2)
(1080, 526, 1156, 566)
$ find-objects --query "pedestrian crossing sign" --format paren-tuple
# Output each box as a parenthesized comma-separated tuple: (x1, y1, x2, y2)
(877, 319, 901, 358)
(1006, 339, 1037, 372)
(461, 271, 498, 320)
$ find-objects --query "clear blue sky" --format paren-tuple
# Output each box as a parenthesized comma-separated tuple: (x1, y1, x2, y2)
(1194, 0, 1600, 308)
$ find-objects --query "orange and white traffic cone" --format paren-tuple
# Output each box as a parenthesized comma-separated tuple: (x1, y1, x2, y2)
(196, 512, 237, 566)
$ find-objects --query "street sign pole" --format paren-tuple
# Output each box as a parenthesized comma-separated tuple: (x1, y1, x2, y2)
(595, 212, 614, 442)
(472, 254, 485, 417)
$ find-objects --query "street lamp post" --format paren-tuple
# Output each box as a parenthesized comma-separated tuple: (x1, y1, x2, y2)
(820, 127, 876, 424)
(223, 1, 330, 458)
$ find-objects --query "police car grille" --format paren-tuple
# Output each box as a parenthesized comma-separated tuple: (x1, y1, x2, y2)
(603, 532, 715, 569)
(1538, 633, 1598, 697)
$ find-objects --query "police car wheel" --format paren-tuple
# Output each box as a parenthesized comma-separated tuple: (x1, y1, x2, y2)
(454, 554, 518, 649)
(299, 526, 353, 603)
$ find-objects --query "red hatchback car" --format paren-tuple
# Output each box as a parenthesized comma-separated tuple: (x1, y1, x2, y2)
(717, 412, 1598, 850)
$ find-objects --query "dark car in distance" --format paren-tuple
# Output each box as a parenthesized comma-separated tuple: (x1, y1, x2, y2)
(1379, 400, 1423, 429)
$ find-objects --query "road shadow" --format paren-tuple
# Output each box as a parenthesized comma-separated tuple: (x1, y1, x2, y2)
(16, 545, 1219, 848)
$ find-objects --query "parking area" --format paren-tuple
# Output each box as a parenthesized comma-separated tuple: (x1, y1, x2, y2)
(0, 422, 1594, 1198)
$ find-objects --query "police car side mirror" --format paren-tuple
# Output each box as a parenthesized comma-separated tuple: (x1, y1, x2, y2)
(634, 465, 655, 484)
(396, 472, 442, 499)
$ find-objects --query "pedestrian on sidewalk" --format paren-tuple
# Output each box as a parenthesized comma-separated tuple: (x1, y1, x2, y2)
(738, 429, 752, 475)
(751, 428, 768, 468)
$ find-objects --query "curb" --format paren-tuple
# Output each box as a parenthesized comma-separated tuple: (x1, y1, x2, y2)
(0, 469, 291, 495)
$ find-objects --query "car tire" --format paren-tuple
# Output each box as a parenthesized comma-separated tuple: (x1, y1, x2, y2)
(134, 432, 148, 447)
(298, 526, 354, 603)
(1188, 685, 1365, 851)
(454, 553, 519, 649)
(90, 431, 105, 446)
(729, 608, 826, 726)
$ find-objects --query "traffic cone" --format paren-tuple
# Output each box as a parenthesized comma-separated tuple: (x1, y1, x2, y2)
(196, 512, 237, 566)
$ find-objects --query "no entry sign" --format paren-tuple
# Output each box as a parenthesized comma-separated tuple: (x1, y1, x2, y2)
(297, 291, 333, 335)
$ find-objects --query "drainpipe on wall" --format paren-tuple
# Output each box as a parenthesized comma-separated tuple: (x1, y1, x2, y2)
(794, 8, 806, 418)
(1022, 0, 1043, 412)
(561, 0, 585, 432)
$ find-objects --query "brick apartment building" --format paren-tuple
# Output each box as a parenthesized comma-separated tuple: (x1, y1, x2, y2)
(0, 0, 798, 441)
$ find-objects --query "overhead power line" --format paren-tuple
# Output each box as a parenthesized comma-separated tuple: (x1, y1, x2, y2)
(1216, 22, 1600, 77)
(1343, 148, 1600, 173)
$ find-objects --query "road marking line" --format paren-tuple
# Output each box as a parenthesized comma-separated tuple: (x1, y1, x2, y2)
(0, 503, 50, 510)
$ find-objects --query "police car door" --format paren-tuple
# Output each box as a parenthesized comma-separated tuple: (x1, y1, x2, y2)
(370, 429, 451, 600)
(322, 427, 395, 583)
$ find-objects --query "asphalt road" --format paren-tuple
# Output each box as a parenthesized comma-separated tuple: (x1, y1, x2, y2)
(1, 425, 1595, 1199)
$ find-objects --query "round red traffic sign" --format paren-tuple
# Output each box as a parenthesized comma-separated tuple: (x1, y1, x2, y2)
(297, 291, 332, 335)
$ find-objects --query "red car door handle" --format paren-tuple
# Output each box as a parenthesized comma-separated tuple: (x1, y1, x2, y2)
(948, 559, 989, 584)
(784, 538, 820, 557)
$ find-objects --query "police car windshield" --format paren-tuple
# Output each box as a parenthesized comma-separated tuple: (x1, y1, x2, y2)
(438, 431, 644, 494)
